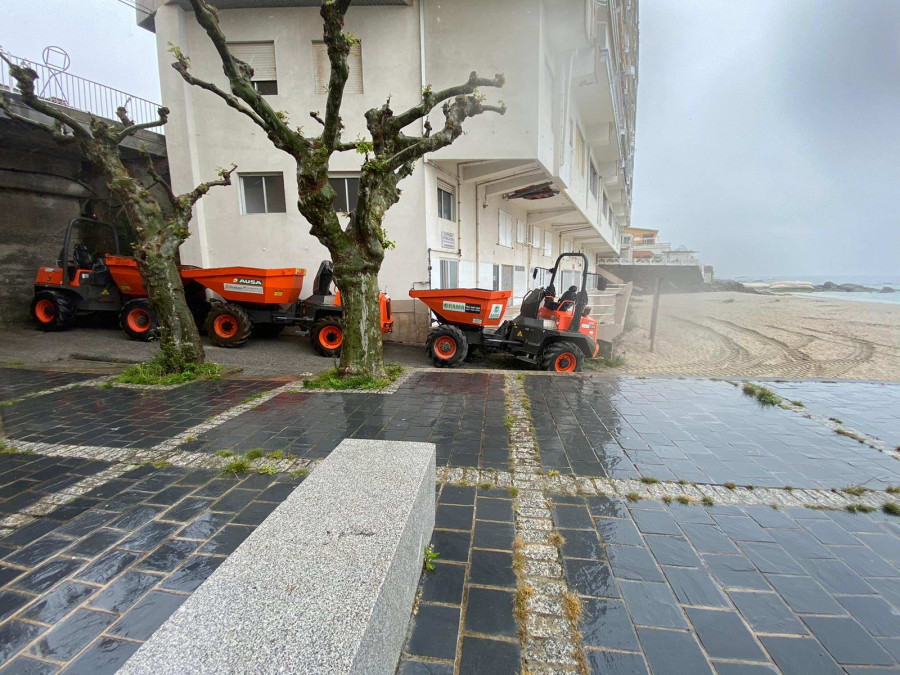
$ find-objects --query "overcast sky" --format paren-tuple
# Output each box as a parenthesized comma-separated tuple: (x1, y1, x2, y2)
(4, 0, 899, 279)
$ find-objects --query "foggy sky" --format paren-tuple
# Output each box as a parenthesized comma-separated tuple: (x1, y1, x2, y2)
(5, 1, 899, 279)
(631, 0, 900, 278)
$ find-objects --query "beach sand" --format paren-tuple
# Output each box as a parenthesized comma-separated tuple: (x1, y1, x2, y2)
(618, 291, 900, 380)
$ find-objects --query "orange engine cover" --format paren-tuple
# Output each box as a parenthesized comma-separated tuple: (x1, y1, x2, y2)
(35, 267, 64, 286)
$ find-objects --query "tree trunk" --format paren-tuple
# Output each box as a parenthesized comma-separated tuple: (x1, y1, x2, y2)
(133, 217, 205, 371)
(334, 264, 385, 378)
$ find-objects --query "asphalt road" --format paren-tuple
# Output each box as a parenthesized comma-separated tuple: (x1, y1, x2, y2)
(0, 324, 435, 376)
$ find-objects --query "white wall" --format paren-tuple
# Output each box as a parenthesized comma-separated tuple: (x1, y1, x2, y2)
(154, 2, 428, 302)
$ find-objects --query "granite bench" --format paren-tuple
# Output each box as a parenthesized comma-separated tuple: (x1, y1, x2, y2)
(120, 438, 436, 674)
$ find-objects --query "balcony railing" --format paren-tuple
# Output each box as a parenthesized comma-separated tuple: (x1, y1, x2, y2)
(0, 52, 163, 131)
(598, 254, 701, 267)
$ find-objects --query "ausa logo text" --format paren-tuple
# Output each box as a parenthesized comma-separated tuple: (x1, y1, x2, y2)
(224, 278, 264, 295)
(234, 278, 262, 286)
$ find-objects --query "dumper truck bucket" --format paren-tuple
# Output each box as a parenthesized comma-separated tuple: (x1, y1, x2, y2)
(409, 288, 512, 327)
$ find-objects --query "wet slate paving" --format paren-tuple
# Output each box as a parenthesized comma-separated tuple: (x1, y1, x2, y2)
(0, 457, 302, 673)
(768, 381, 900, 450)
(187, 372, 511, 470)
(552, 495, 900, 675)
(0, 379, 281, 449)
(526, 376, 900, 489)
(0, 368, 98, 403)
(0, 454, 112, 516)
(397, 483, 521, 675)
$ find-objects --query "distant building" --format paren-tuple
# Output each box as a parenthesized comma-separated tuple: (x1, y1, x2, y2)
(136, 0, 639, 342)
(597, 226, 704, 292)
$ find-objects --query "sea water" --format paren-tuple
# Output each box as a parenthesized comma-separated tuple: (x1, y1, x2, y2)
(733, 275, 900, 306)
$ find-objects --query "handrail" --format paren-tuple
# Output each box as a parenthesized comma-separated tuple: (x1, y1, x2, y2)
(0, 52, 164, 132)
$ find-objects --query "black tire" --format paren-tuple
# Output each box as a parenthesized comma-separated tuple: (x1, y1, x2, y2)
(205, 303, 253, 348)
(311, 317, 343, 357)
(425, 325, 468, 368)
(540, 341, 584, 373)
(30, 290, 77, 332)
(252, 323, 286, 339)
(119, 298, 159, 342)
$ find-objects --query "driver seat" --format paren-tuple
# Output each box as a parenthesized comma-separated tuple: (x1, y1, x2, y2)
(520, 288, 543, 319)
(73, 244, 93, 270)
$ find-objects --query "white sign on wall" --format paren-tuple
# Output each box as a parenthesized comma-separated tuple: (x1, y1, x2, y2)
(441, 231, 456, 249)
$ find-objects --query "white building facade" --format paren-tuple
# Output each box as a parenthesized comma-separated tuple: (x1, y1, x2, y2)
(138, 0, 639, 343)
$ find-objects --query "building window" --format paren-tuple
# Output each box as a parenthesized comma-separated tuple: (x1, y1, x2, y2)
(240, 173, 286, 214)
(543, 230, 552, 257)
(329, 176, 359, 213)
(531, 225, 541, 249)
(575, 127, 586, 176)
(516, 219, 526, 244)
(589, 162, 599, 198)
(440, 259, 458, 289)
(602, 192, 609, 220)
(313, 41, 363, 94)
(228, 42, 278, 95)
(498, 209, 513, 248)
(437, 184, 454, 221)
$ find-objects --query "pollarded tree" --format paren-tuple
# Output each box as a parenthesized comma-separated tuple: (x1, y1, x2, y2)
(176, 0, 505, 378)
(0, 53, 235, 373)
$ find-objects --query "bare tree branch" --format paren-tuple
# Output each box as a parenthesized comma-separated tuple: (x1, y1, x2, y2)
(390, 71, 505, 132)
(180, 163, 237, 208)
(115, 100, 134, 126)
(319, 0, 353, 152)
(141, 147, 178, 207)
(0, 53, 91, 141)
(171, 56, 267, 129)
(0, 93, 77, 143)
(182, 0, 307, 155)
(385, 93, 506, 170)
(116, 106, 170, 143)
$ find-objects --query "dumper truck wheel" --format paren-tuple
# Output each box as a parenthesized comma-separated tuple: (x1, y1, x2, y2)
(426, 325, 468, 368)
(120, 298, 159, 342)
(205, 303, 253, 348)
(311, 317, 343, 356)
(30, 290, 76, 332)
(541, 341, 584, 373)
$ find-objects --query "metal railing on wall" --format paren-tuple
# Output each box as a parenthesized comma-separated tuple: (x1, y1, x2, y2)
(0, 52, 163, 131)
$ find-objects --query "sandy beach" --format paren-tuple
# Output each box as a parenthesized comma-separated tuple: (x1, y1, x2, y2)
(619, 291, 900, 380)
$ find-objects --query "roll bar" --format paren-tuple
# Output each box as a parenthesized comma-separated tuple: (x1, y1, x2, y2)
(61, 217, 121, 281)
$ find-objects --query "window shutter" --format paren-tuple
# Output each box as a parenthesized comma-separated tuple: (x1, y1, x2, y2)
(229, 42, 276, 81)
(346, 43, 363, 94)
(314, 41, 363, 94)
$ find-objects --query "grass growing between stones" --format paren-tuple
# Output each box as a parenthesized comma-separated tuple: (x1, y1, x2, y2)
(845, 503, 875, 514)
(222, 457, 251, 475)
(245, 449, 264, 460)
(290, 467, 310, 479)
(214, 450, 235, 458)
(640, 476, 660, 484)
(883, 502, 900, 516)
(835, 428, 865, 443)
(257, 464, 278, 475)
(0, 441, 20, 455)
(741, 383, 780, 406)
(302, 364, 403, 391)
(116, 358, 223, 386)
(843, 485, 869, 497)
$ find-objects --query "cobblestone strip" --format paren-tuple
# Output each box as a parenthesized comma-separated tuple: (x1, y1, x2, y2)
(732, 380, 900, 461)
(0, 462, 137, 537)
(436, 470, 899, 512)
(0, 376, 112, 407)
(505, 374, 587, 674)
